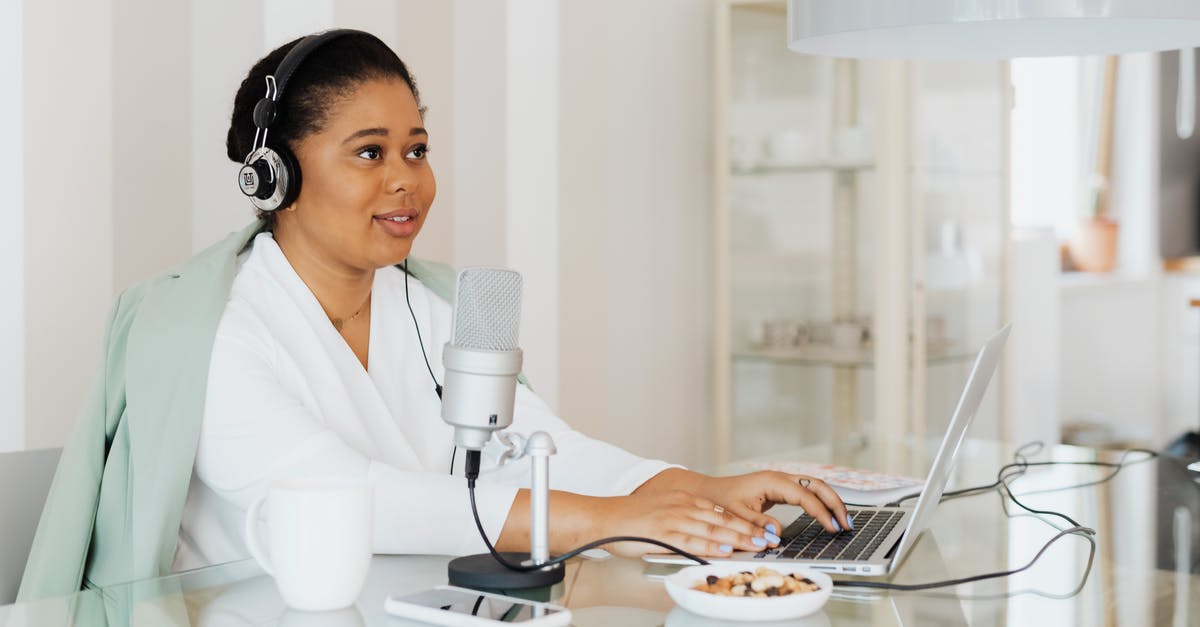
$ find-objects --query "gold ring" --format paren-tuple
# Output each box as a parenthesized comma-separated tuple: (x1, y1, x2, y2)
(713, 505, 725, 514)
(798, 478, 812, 489)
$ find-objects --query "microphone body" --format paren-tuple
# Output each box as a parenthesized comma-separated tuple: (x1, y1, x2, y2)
(440, 267, 524, 452)
(441, 344, 522, 450)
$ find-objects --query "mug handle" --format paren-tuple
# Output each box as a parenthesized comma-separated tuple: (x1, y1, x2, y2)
(243, 495, 275, 576)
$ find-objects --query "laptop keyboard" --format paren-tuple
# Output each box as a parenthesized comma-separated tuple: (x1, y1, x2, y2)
(753, 509, 903, 562)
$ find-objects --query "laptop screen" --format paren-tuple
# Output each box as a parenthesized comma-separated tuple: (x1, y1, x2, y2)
(888, 324, 1011, 563)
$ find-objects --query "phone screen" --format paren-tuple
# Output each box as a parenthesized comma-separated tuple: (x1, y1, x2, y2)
(393, 588, 564, 622)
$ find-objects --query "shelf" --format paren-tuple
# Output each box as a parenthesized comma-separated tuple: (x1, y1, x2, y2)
(731, 160, 874, 176)
(733, 344, 977, 368)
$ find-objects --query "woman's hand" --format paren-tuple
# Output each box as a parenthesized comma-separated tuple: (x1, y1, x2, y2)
(695, 471, 852, 535)
(587, 489, 778, 558)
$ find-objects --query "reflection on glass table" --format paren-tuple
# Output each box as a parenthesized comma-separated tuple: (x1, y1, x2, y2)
(0, 440, 1196, 626)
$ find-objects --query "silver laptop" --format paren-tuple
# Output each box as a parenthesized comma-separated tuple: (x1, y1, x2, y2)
(647, 324, 1011, 576)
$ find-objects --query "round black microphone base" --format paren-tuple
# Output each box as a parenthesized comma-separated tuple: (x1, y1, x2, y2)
(447, 553, 565, 591)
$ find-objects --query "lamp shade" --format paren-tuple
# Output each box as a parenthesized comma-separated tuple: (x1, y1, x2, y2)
(787, 0, 1200, 59)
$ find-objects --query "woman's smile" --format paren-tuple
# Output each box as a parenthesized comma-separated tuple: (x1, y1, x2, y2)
(373, 208, 420, 237)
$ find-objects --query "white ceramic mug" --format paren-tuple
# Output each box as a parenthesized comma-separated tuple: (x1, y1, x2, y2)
(244, 477, 374, 611)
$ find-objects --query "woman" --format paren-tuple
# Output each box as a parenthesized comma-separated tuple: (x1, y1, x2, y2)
(21, 29, 848, 599)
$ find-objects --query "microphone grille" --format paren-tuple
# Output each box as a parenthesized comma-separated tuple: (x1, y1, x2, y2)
(451, 267, 522, 351)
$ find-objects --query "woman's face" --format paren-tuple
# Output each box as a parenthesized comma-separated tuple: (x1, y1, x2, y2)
(279, 77, 435, 272)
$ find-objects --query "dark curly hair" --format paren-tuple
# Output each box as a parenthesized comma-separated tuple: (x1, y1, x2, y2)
(226, 31, 422, 219)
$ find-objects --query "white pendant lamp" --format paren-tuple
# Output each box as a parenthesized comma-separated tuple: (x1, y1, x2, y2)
(787, 0, 1200, 59)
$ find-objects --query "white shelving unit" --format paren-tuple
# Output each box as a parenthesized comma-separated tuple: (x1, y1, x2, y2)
(712, 0, 1011, 469)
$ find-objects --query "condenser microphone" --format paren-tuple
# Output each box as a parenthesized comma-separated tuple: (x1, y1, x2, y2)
(440, 267, 524, 452)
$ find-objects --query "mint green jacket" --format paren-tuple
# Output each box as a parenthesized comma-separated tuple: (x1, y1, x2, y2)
(18, 221, 459, 601)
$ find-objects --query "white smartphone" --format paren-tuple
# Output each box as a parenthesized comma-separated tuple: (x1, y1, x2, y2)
(384, 585, 572, 626)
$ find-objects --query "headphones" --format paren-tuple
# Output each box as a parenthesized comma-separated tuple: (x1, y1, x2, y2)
(237, 29, 368, 212)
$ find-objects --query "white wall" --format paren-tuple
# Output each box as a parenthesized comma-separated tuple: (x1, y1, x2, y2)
(450, 0, 508, 269)
(1007, 228, 1061, 447)
(1009, 57, 1080, 234)
(1059, 277, 1163, 443)
(0, 0, 24, 452)
(264, 0, 333, 49)
(23, 0, 115, 449)
(1111, 53, 1161, 278)
(113, 0, 193, 290)
(506, 0, 560, 409)
(191, 0, 267, 252)
(1162, 276, 1200, 440)
(558, 0, 713, 468)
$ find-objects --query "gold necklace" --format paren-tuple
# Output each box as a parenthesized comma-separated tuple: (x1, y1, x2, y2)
(330, 293, 371, 332)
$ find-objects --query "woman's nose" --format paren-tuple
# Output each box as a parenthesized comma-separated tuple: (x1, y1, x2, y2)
(386, 160, 417, 194)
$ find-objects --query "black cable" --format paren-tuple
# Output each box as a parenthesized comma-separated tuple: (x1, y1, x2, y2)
(835, 526, 1096, 591)
(840, 460, 1101, 592)
(461, 450, 708, 570)
(836, 441, 1157, 591)
(403, 260, 443, 400)
(465, 480, 711, 571)
(403, 259, 457, 476)
(886, 444, 1158, 508)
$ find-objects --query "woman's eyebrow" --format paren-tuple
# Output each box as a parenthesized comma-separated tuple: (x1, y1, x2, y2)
(341, 127, 389, 144)
(340, 126, 428, 144)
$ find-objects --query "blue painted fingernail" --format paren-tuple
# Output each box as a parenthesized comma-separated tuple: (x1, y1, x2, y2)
(832, 520, 842, 532)
(765, 532, 781, 544)
(752, 536, 768, 547)
(766, 523, 778, 535)
(847, 515, 855, 530)
(719, 544, 733, 553)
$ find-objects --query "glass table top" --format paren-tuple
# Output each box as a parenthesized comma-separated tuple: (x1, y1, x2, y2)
(2, 439, 1197, 626)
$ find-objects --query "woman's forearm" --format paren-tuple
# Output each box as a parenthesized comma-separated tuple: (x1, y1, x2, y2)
(493, 469, 712, 554)
(494, 489, 609, 554)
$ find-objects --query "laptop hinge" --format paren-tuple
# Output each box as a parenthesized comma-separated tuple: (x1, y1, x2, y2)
(883, 532, 905, 560)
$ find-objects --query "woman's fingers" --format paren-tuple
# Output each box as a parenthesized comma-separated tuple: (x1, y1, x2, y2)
(791, 475, 851, 532)
(681, 495, 776, 551)
(604, 520, 752, 559)
(605, 533, 732, 559)
(726, 504, 784, 542)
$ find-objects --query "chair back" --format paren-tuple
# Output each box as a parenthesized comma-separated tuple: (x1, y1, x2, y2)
(0, 447, 62, 605)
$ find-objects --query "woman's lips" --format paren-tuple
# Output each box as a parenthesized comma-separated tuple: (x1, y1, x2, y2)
(373, 213, 418, 237)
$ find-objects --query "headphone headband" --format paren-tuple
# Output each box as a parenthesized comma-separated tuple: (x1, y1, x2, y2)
(251, 28, 367, 137)
(272, 29, 367, 112)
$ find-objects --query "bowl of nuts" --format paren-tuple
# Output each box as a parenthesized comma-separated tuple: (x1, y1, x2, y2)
(663, 564, 832, 622)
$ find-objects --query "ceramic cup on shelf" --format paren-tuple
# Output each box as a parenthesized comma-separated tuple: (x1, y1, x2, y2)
(831, 126, 871, 163)
(243, 477, 374, 611)
(764, 319, 809, 348)
(765, 129, 817, 166)
(831, 320, 865, 348)
(764, 319, 797, 348)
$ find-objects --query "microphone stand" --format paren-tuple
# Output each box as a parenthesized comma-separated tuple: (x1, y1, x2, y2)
(447, 431, 566, 591)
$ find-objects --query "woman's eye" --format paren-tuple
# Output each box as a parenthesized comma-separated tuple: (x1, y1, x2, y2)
(406, 144, 429, 160)
(357, 146, 382, 160)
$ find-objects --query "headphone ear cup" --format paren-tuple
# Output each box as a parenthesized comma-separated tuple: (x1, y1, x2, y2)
(239, 146, 293, 212)
(274, 145, 302, 211)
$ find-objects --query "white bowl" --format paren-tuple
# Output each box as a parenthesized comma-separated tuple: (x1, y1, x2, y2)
(663, 564, 832, 622)
(664, 606, 831, 627)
